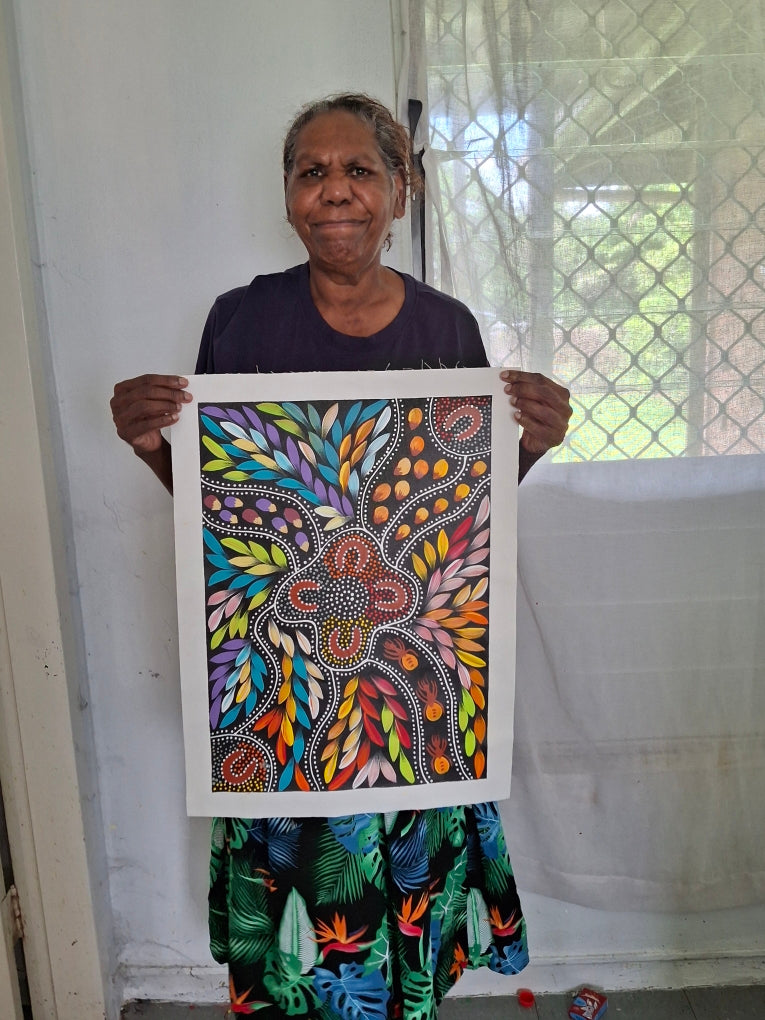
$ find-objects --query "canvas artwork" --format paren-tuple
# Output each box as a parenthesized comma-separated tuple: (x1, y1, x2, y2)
(172, 369, 517, 816)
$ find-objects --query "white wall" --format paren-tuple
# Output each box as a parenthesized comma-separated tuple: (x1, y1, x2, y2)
(9, 0, 764, 1010)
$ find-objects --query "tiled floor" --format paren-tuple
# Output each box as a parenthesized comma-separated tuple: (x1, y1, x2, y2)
(122, 985, 765, 1019)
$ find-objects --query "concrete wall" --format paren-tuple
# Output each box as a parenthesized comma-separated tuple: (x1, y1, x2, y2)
(8, 0, 764, 1008)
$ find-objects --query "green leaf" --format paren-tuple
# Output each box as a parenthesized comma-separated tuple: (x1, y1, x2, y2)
(271, 544, 288, 567)
(211, 625, 226, 649)
(256, 402, 288, 417)
(223, 470, 250, 481)
(458, 706, 468, 732)
(380, 704, 394, 732)
(398, 752, 415, 784)
(202, 459, 232, 471)
(388, 729, 400, 760)
(202, 435, 228, 459)
(221, 537, 250, 555)
(248, 541, 271, 562)
(464, 729, 476, 756)
(462, 688, 476, 718)
(248, 589, 270, 610)
(274, 418, 304, 437)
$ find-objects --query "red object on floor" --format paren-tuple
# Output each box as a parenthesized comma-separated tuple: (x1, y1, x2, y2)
(569, 987, 609, 1020)
(517, 987, 536, 1008)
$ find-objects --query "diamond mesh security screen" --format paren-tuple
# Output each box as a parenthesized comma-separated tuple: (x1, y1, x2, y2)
(417, 0, 765, 458)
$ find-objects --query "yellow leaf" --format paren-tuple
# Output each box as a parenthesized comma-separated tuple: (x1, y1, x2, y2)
(344, 677, 359, 697)
(453, 637, 484, 652)
(453, 584, 471, 607)
(229, 555, 257, 569)
(341, 728, 360, 753)
(349, 441, 367, 467)
(286, 696, 296, 722)
(456, 651, 486, 668)
(327, 719, 346, 740)
(323, 748, 338, 784)
(231, 438, 261, 454)
(338, 696, 354, 719)
(455, 626, 486, 639)
(437, 529, 448, 561)
(281, 715, 295, 745)
(235, 678, 251, 703)
(354, 418, 375, 444)
(282, 655, 293, 680)
(339, 434, 352, 461)
(424, 541, 436, 569)
(278, 682, 291, 704)
(338, 461, 350, 492)
(411, 553, 427, 581)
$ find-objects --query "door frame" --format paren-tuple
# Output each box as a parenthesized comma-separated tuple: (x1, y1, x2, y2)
(0, 3, 108, 1016)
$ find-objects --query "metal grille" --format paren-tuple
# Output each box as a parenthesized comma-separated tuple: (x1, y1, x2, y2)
(420, 0, 765, 459)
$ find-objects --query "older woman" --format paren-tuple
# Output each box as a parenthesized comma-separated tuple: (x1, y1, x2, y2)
(112, 94, 571, 1019)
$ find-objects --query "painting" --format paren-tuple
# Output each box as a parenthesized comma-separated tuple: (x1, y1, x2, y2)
(172, 369, 518, 816)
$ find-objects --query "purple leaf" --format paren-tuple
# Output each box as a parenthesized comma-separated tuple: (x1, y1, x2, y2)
(227, 407, 247, 428)
(243, 406, 265, 432)
(328, 488, 342, 512)
(314, 478, 327, 502)
(209, 695, 222, 728)
(340, 495, 354, 516)
(266, 423, 280, 446)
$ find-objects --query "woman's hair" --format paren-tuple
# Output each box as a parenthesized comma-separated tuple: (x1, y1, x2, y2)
(282, 93, 423, 200)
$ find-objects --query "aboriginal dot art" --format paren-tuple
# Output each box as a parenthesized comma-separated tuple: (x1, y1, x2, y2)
(198, 395, 493, 796)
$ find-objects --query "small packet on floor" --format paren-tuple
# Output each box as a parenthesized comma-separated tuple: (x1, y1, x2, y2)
(569, 987, 608, 1020)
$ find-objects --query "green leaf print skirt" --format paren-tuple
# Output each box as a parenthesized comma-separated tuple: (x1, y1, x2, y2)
(209, 803, 528, 1018)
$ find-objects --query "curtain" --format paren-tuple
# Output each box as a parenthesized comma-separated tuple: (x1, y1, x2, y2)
(408, 0, 765, 460)
(405, 0, 765, 912)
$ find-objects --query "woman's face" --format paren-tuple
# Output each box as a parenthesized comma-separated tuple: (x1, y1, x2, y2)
(284, 110, 406, 279)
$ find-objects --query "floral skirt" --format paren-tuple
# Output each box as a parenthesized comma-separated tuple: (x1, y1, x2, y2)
(209, 804, 528, 1018)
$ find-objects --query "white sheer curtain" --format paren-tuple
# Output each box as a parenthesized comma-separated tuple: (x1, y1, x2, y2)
(403, 0, 765, 912)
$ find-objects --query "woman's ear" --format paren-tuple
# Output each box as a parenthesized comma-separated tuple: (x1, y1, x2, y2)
(393, 170, 407, 220)
(284, 173, 292, 224)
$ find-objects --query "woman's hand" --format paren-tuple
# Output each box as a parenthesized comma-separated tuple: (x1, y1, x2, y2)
(111, 374, 191, 454)
(500, 369, 572, 481)
(110, 374, 191, 494)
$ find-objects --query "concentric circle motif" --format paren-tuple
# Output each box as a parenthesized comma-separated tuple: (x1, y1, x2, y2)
(275, 531, 416, 669)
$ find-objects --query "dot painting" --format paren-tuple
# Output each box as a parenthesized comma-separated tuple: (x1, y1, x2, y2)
(197, 394, 495, 797)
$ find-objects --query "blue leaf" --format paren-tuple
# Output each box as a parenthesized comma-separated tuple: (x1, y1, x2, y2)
(342, 400, 362, 433)
(318, 463, 340, 485)
(278, 759, 295, 791)
(281, 401, 310, 428)
(359, 399, 388, 424)
(203, 530, 224, 554)
(219, 704, 243, 729)
(199, 414, 228, 440)
(323, 440, 340, 470)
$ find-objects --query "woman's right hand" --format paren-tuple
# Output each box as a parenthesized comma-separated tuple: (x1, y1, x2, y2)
(110, 374, 191, 455)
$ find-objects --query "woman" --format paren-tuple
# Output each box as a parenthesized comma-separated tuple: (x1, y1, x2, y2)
(112, 94, 571, 1019)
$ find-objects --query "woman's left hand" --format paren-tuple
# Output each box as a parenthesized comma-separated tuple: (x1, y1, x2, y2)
(500, 369, 572, 455)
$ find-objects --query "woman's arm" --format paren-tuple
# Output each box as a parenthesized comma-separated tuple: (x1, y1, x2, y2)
(110, 373, 192, 494)
(501, 370, 573, 483)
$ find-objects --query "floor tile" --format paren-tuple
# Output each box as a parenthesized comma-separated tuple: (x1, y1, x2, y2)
(440, 993, 538, 1018)
(121, 1004, 226, 1019)
(685, 984, 765, 1020)
(536, 988, 698, 1019)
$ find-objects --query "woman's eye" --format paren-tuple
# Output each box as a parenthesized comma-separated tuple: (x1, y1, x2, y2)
(349, 167, 369, 177)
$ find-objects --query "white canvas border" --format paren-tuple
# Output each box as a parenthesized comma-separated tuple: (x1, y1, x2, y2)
(172, 368, 517, 816)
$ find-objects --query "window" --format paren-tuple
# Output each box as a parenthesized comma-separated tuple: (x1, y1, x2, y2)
(413, 0, 765, 459)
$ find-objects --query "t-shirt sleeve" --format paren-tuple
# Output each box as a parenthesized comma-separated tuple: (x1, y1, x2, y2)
(193, 287, 248, 375)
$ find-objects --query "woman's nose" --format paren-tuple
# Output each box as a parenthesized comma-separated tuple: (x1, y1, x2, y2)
(321, 172, 352, 204)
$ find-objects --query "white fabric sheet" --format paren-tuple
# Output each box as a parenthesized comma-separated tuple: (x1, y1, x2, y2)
(503, 453, 765, 912)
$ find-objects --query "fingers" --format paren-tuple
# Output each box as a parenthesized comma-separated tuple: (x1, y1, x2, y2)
(500, 369, 573, 454)
(111, 374, 192, 452)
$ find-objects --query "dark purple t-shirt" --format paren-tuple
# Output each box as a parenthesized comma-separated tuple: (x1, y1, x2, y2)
(194, 262, 488, 374)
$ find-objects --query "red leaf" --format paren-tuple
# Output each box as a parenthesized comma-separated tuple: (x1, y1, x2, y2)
(363, 714, 385, 746)
(450, 516, 473, 543)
